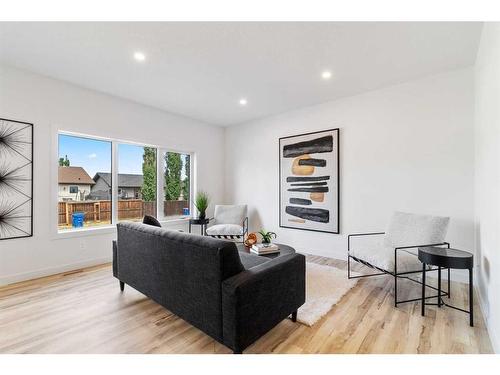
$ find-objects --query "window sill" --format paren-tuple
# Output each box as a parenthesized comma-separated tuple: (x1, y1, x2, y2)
(54, 225, 116, 240)
(159, 216, 191, 225)
(53, 217, 191, 240)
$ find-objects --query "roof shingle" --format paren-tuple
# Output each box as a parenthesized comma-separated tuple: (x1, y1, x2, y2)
(58, 166, 95, 185)
(93, 172, 143, 188)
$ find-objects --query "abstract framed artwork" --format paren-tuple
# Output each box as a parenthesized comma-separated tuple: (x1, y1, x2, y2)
(279, 128, 339, 234)
(0, 118, 33, 240)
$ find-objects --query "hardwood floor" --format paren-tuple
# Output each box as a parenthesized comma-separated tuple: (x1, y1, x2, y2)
(0, 255, 493, 354)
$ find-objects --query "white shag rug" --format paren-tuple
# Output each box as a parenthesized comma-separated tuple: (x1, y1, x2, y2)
(297, 262, 359, 326)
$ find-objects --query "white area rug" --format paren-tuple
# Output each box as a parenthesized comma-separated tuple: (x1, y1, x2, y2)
(297, 262, 359, 326)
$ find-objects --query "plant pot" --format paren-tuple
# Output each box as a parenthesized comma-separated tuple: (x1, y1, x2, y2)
(198, 212, 206, 220)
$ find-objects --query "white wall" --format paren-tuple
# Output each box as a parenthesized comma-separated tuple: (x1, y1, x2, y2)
(225, 68, 475, 263)
(0, 64, 226, 285)
(474, 23, 500, 353)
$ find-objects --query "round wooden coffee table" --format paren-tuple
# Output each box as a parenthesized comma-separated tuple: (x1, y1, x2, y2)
(236, 243, 295, 259)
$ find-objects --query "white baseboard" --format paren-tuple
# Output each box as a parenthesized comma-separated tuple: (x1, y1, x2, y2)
(477, 287, 499, 353)
(0, 256, 111, 287)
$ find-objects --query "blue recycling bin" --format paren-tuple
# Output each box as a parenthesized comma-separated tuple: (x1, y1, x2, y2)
(72, 212, 85, 228)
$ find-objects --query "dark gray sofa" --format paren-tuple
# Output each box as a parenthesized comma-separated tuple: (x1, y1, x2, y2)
(113, 222, 306, 353)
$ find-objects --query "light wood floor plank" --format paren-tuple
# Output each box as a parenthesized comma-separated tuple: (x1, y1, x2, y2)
(0, 256, 493, 354)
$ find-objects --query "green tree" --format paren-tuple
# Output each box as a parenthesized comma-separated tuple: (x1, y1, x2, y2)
(165, 152, 182, 200)
(141, 147, 157, 202)
(182, 155, 190, 201)
(58, 155, 70, 166)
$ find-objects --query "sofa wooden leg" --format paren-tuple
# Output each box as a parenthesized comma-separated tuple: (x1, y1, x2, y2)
(119, 281, 125, 291)
(291, 310, 297, 322)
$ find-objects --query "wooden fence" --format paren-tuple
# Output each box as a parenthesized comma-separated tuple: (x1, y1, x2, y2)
(164, 200, 190, 217)
(58, 199, 189, 225)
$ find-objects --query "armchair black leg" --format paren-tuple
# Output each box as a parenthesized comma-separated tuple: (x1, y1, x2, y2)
(448, 268, 451, 299)
(119, 281, 125, 291)
(291, 310, 297, 322)
(394, 274, 398, 307)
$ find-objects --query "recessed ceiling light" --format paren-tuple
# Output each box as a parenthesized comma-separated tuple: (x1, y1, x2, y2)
(133, 52, 146, 62)
(239, 98, 248, 106)
(321, 70, 332, 80)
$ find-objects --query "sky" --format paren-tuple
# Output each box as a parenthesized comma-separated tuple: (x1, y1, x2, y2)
(58, 134, 188, 179)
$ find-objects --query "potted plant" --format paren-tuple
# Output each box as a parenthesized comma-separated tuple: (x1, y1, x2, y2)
(258, 229, 277, 247)
(194, 191, 209, 220)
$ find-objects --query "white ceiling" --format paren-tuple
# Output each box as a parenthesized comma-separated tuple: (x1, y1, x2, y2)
(0, 22, 482, 126)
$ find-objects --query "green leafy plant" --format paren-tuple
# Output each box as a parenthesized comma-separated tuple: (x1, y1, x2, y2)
(258, 229, 277, 244)
(58, 155, 70, 166)
(141, 147, 157, 202)
(194, 191, 210, 219)
(182, 155, 190, 200)
(165, 152, 182, 200)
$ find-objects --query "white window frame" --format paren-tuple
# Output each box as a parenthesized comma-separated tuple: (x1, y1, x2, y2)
(53, 129, 195, 238)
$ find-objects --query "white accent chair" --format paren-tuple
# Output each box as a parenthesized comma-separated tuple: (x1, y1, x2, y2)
(206, 205, 248, 242)
(348, 211, 450, 306)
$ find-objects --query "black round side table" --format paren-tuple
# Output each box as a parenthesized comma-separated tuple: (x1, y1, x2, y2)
(418, 246, 474, 326)
(189, 218, 210, 235)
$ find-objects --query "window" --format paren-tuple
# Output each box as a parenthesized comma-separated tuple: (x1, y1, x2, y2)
(57, 132, 193, 232)
(117, 144, 157, 222)
(58, 134, 112, 230)
(163, 152, 191, 218)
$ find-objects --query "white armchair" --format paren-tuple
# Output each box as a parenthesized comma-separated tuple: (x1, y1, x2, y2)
(206, 205, 248, 241)
(348, 211, 450, 307)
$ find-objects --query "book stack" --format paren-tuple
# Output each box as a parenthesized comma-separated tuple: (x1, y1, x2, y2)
(250, 243, 280, 255)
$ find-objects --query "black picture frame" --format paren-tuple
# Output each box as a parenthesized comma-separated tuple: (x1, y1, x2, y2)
(279, 128, 340, 234)
(0, 118, 34, 240)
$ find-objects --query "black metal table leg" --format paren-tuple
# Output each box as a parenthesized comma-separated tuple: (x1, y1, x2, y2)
(421, 263, 426, 316)
(189, 219, 209, 236)
(394, 274, 398, 307)
(448, 268, 451, 299)
(469, 267, 474, 327)
(438, 266, 442, 307)
(394, 259, 398, 307)
(418, 247, 473, 327)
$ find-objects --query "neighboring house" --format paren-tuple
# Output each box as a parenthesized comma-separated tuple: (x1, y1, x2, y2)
(89, 172, 143, 200)
(58, 166, 95, 201)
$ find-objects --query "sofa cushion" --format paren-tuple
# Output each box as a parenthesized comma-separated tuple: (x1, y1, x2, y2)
(142, 215, 162, 227)
(207, 224, 243, 236)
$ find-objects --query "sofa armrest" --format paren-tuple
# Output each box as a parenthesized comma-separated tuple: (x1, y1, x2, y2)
(221, 253, 306, 352)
